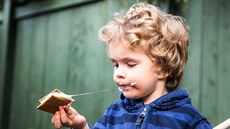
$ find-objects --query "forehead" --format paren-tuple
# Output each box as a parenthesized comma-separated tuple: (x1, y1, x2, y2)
(108, 41, 129, 57)
(108, 40, 147, 60)
(108, 38, 132, 52)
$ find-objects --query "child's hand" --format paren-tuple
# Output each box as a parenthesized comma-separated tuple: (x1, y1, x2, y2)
(51, 105, 89, 129)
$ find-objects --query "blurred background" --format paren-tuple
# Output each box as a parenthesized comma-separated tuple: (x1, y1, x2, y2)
(0, 0, 229, 129)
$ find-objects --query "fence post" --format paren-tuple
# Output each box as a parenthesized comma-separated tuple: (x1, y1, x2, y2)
(1, 0, 17, 129)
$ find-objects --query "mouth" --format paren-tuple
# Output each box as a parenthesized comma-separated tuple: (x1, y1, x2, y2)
(118, 86, 129, 92)
(116, 80, 136, 92)
(118, 84, 134, 92)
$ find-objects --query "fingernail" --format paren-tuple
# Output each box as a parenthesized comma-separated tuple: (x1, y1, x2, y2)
(63, 105, 67, 109)
(59, 106, 62, 110)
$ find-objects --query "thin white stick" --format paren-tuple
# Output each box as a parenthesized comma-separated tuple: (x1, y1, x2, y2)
(213, 118, 230, 129)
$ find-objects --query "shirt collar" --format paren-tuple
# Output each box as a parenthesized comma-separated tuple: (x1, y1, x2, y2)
(120, 89, 191, 111)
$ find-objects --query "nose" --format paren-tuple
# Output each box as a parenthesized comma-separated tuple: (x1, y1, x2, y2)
(114, 68, 126, 79)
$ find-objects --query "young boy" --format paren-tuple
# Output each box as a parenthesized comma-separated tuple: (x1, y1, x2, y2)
(52, 3, 212, 129)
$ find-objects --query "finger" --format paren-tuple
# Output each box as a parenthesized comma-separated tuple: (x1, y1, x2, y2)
(63, 105, 78, 116)
(52, 111, 63, 129)
(59, 106, 71, 125)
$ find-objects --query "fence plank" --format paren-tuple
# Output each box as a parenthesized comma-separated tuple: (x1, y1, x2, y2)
(26, 16, 47, 129)
(0, 24, 4, 129)
(217, 0, 230, 125)
(9, 19, 33, 129)
(201, 0, 219, 125)
(180, 0, 203, 109)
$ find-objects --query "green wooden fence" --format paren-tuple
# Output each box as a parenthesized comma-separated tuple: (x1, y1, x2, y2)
(181, 0, 230, 126)
(0, 0, 230, 129)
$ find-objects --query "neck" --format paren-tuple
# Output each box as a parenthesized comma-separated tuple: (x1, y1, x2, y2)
(142, 81, 168, 104)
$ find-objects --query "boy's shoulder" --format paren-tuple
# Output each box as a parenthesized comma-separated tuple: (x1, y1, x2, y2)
(150, 89, 212, 127)
(152, 89, 203, 117)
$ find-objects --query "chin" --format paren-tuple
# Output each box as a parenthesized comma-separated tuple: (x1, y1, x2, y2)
(123, 92, 140, 100)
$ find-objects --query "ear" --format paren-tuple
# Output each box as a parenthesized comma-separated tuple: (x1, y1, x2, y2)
(158, 72, 169, 79)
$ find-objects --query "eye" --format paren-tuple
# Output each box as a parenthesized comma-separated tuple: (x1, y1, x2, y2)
(112, 62, 119, 68)
(127, 62, 137, 67)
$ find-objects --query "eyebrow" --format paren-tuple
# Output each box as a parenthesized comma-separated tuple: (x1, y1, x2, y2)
(109, 57, 138, 62)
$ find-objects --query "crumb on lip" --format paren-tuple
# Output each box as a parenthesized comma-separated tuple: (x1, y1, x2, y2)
(130, 83, 136, 87)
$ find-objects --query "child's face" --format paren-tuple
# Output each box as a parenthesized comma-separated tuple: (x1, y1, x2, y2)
(108, 41, 167, 104)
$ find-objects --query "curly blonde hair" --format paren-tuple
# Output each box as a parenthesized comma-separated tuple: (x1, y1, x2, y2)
(98, 3, 189, 91)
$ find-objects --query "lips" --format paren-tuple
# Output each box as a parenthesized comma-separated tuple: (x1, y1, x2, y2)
(118, 85, 131, 92)
(116, 80, 136, 92)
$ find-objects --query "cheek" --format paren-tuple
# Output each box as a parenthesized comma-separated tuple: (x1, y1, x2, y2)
(112, 71, 117, 81)
(133, 66, 154, 77)
(132, 69, 158, 84)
